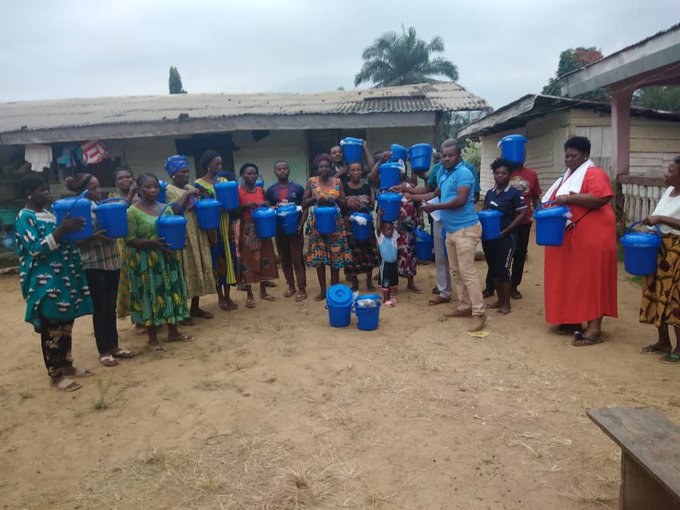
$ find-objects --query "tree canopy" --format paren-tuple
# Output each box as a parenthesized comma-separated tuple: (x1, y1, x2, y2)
(542, 47, 606, 101)
(354, 26, 458, 88)
(169, 66, 186, 94)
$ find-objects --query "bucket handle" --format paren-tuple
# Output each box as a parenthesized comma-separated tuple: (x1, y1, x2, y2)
(65, 190, 90, 217)
(626, 220, 662, 237)
(158, 202, 184, 218)
(97, 196, 130, 206)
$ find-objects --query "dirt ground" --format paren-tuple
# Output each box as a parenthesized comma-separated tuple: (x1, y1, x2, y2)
(1, 240, 679, 510)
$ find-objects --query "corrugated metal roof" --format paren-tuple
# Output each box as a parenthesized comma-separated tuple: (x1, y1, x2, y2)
(0, 82, 489, 136)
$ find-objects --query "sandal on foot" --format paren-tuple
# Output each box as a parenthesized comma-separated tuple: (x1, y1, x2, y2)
(511, 290, 522, 300)
(572, 331, 603, 346)
(482, 289, 494, 299)
(496, 308, 512, 315)
(180, 318, 194, 326)
(167, 333, 193, 342)
(148, 344, 164, 352)
(99, 354, 118, 367)
(190, 309, 214, 319)
(112, 348, 135, 359)
(485, 302, 502, 309)
(660, 353, 680, 364)
(52, 377, 81, 392)
(284, 287, 296, 298)
(407, 286, 423, 294)
(428, 296, 451, 306)
(246, 298, 256, 308)
(384, 299, 397, 307)
(63, 366, 95, 377)
(557, 323, 582, 335)
(295, 290, 307, 302)
(641, 344, 671, 355)
(260, 294, 275, 302)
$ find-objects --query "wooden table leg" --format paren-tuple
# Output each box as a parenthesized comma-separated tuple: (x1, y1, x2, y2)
(621, 451, 680, 510)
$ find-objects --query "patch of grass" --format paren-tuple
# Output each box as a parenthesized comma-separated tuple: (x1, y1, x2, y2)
(92, 377, 113, 411)
(19, 381, 33, 401)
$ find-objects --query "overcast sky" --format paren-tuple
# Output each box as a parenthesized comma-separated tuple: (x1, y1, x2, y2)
(0, 0, 677, 109)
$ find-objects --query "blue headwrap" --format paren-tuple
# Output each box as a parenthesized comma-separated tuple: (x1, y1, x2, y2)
(164, 155, 190, 177)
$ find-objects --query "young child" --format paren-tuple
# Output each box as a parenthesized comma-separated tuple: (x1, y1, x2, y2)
(376, 210, 399, 307)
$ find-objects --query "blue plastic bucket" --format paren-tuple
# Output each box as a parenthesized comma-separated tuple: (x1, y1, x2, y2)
(158, 180, 168, 203)
(390, 144, 408, 162)
(53, 192, 93, 241)
(195, 199, 221, 230)
(379, 162, 402, 190)
(256, 176, 265, 188)
(94, 197, 129, 238)
(534, 204, 569, 246)
(315, 206, 337, 235)
(327, 284, 353, 327)
(156, 203, 187, 250)
(215, 180, 239, 210)
(620, 221, 662, 276)
(408, 143, 432, 171)
(414, 228, 434, 261)
(378, 192, 402, 222)
(350, 212, 372, 241)
(253, 207, 276, 238)
(499, 135, 527, 164)
(341, 137, 363, 163)
(354, 294, 382, 331)
(478, 209, 503, 240)
(277, 204, 300, 235)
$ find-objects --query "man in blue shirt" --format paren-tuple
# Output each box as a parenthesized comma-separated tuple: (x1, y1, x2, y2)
(416, 140, 486, 331)
(265, 161, 307, 301)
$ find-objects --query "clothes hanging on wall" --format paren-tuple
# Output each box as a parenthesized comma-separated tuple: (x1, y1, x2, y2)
(24, 144, 53, 172)
(80, 140, 109, 165)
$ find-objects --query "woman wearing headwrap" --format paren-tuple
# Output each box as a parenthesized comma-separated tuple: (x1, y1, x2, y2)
(193, 150, 238, 310)
(302, 153, 352, 301)
(164, 155, 215, 322)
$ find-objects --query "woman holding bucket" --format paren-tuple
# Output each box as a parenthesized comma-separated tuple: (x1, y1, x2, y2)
(639, 156, 680, 363)
(543, 136, 617, 345)
(194, 150, 238, 311)
(16, 175, 94, 391)
(123, 173, 191, 350)
(65, 173, 134, 367)
(302, 153, 351, 301)
(481, 160, 528, 315)
(164, 155, 215, 322)
(237, 163, 279, 308)
(343, 161, 378, 291)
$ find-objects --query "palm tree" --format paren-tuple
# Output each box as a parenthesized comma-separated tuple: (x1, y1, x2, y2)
(354, 26, 458, 88)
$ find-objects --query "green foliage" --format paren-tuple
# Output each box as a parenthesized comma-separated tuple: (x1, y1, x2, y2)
(462, 140, 481, 171)
(354, 26, 458, 88)
(633, 87, 680, 111)
(169, 66, 186, 95)
(542, 47, 607, 101)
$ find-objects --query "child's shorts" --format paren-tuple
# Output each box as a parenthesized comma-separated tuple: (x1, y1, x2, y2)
(380, 261, 399, 288)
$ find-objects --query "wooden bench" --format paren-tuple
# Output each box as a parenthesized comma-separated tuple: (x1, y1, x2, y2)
(587, 407, 680, 510)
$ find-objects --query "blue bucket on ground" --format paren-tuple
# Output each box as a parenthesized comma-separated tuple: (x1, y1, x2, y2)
(327, 284, 354, 328)
(53, 192, 93, 241)
(534, 204, 569, 246)
(253, 207, 276, 238)
(156, 203, 187, 250)
(499, 135, 527, 164)
(277, 204, 300, 235)
(215, 180, 239, 210)
(378, 192, 402, 222)
(341, 137, 364, 163)
(409, 143, 433, 171)
(94, 197, 129, 238)
(195, 199, 221, 230)
(414, 228, 434, 261)
(620, 221, 662, 276)
(158, 180, 168, 203)
(478, 209, 503, 240)
(354, 294, 382, 331)
(315, 206, 337, 234)
(390, 144, 408, 162)
(350, 212, 372, 241)
(379, 162, 402, 190)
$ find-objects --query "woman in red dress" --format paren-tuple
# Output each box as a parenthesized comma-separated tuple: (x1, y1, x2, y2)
(543, 136, 617, 345)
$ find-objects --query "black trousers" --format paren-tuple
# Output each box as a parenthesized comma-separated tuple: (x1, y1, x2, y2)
(40, 317, 74, 378)
(85, 269, 120, 355)
(485, 223, 532, 292)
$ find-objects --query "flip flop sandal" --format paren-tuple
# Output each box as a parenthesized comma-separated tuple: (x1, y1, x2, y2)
(167, 333, 193, 342)
(148, 344, 164, 352)
(572, 331, 604, 346)
(190, 309, 214, 319)
(99, 354, 118, 367)
(384, 299, 397, 307)
(260, 294, 276, 302)
(511, 290, 523, 299)
(65, 366, 95, 377)
(246, 299, 256, 308)
(428, 296, 450, 306)
(407, 287, 423, 294)
(641, 345, 670, 355)
(660, 353, 680, 364)
(295, 291, 307, 302)
(284, 288, 297, 298)
(112, 348, 135, 359)
(53, 378, 81, 392)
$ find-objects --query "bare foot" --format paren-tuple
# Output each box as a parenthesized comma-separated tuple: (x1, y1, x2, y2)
(496, 306, 512, 315)
(485, 301, 502, 309)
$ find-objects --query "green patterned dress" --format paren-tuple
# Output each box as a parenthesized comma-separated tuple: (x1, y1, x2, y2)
(125, 206, 189, 326)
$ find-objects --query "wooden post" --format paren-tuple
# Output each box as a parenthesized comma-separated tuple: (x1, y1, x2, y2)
(611, 87, 633, 225)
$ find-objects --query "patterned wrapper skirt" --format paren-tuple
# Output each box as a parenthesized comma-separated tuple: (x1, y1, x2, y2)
(640, 234, 680, 328)
(238, 218, 279, 285)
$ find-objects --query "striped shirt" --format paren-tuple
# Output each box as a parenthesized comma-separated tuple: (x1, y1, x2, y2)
(79, 211, 121, 271)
